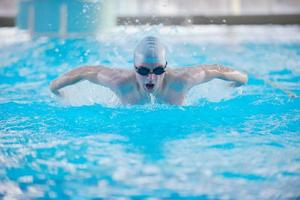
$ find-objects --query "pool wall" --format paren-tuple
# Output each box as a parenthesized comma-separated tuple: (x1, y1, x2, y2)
(17, 0, 116, 37)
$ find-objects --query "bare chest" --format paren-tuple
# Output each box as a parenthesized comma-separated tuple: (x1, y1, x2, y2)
(155, 78, 188, 105)
(116, 83, 150, 105)
(156, 88, 186, 105)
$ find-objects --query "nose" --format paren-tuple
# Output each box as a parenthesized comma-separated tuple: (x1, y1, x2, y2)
(147, 73, 155, 80)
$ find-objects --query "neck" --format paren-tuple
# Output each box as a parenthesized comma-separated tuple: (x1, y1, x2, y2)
(154, 75, 166, 96)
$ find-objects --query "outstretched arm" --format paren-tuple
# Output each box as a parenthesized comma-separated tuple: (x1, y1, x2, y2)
(50, 65, 129, 96)
(179, 64, 248, 89)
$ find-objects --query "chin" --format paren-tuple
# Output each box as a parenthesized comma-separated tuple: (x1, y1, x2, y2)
(144, 87, 154, 93)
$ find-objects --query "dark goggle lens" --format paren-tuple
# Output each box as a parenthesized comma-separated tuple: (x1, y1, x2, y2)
(137, 67, 150, 76)
(136, 66, 165, 76)
(153, 67, 165, 75)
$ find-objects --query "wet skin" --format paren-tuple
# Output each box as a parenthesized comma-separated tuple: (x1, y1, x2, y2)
(50, 64, 248, 105)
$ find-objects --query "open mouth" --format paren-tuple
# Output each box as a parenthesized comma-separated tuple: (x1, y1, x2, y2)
(145, 83, 155, 90)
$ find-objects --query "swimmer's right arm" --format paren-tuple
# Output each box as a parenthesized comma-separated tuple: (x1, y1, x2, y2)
(50, 66, 124, 96)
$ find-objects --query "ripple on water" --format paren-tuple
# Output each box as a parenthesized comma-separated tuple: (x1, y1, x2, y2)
(1, 27, 300, 199)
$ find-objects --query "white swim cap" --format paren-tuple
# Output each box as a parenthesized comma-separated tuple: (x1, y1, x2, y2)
(134, 36, 167, 66)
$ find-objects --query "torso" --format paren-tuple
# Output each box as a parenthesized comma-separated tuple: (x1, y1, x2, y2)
(157, 70, 188, 105)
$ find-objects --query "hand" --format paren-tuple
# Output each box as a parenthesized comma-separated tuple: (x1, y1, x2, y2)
(50, 80, 63, 97)
(230, 72, 248, 87)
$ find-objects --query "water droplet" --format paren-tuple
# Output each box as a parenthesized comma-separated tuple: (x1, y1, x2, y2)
(84, 50, 90, 56)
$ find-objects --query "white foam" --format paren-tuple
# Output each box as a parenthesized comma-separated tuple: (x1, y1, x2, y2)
(58, 81, 121, 107)
(185, 79, 239, 105)
(0, 28, 30, 47)
(55, 79, 239, 107)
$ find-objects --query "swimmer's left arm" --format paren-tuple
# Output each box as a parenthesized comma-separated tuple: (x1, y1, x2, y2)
(181, 64, 248, 88)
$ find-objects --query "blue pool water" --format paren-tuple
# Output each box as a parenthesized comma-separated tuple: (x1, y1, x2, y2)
(1, 26, 300, 199)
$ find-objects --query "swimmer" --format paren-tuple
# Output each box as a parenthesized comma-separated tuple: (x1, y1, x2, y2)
(50, 36, 248, 105)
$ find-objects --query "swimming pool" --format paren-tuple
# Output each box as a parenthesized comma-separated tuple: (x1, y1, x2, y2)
(1, 25, 300, 199)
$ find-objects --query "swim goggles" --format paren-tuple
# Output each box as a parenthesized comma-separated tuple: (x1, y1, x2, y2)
(135, 62, 167, 76)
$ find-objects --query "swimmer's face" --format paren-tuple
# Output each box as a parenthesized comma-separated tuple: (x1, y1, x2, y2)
(135, 62, 167, 93)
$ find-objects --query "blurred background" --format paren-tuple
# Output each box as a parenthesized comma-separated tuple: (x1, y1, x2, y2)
(0, 0, 300, 36)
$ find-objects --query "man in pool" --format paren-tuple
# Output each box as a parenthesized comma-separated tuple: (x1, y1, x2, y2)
(50, 36, 248, 105)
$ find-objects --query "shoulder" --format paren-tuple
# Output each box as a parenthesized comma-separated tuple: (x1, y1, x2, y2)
(113, 72, 137, 95)
(164, 68, 191, 91)
(92, 65, 134, 89)
(96, 66, 133, 80)
(114, 70, 135, 84)
(165, 66, 207, 89)
(166, 67, 203, 83)
(111, 69, 135, 87)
